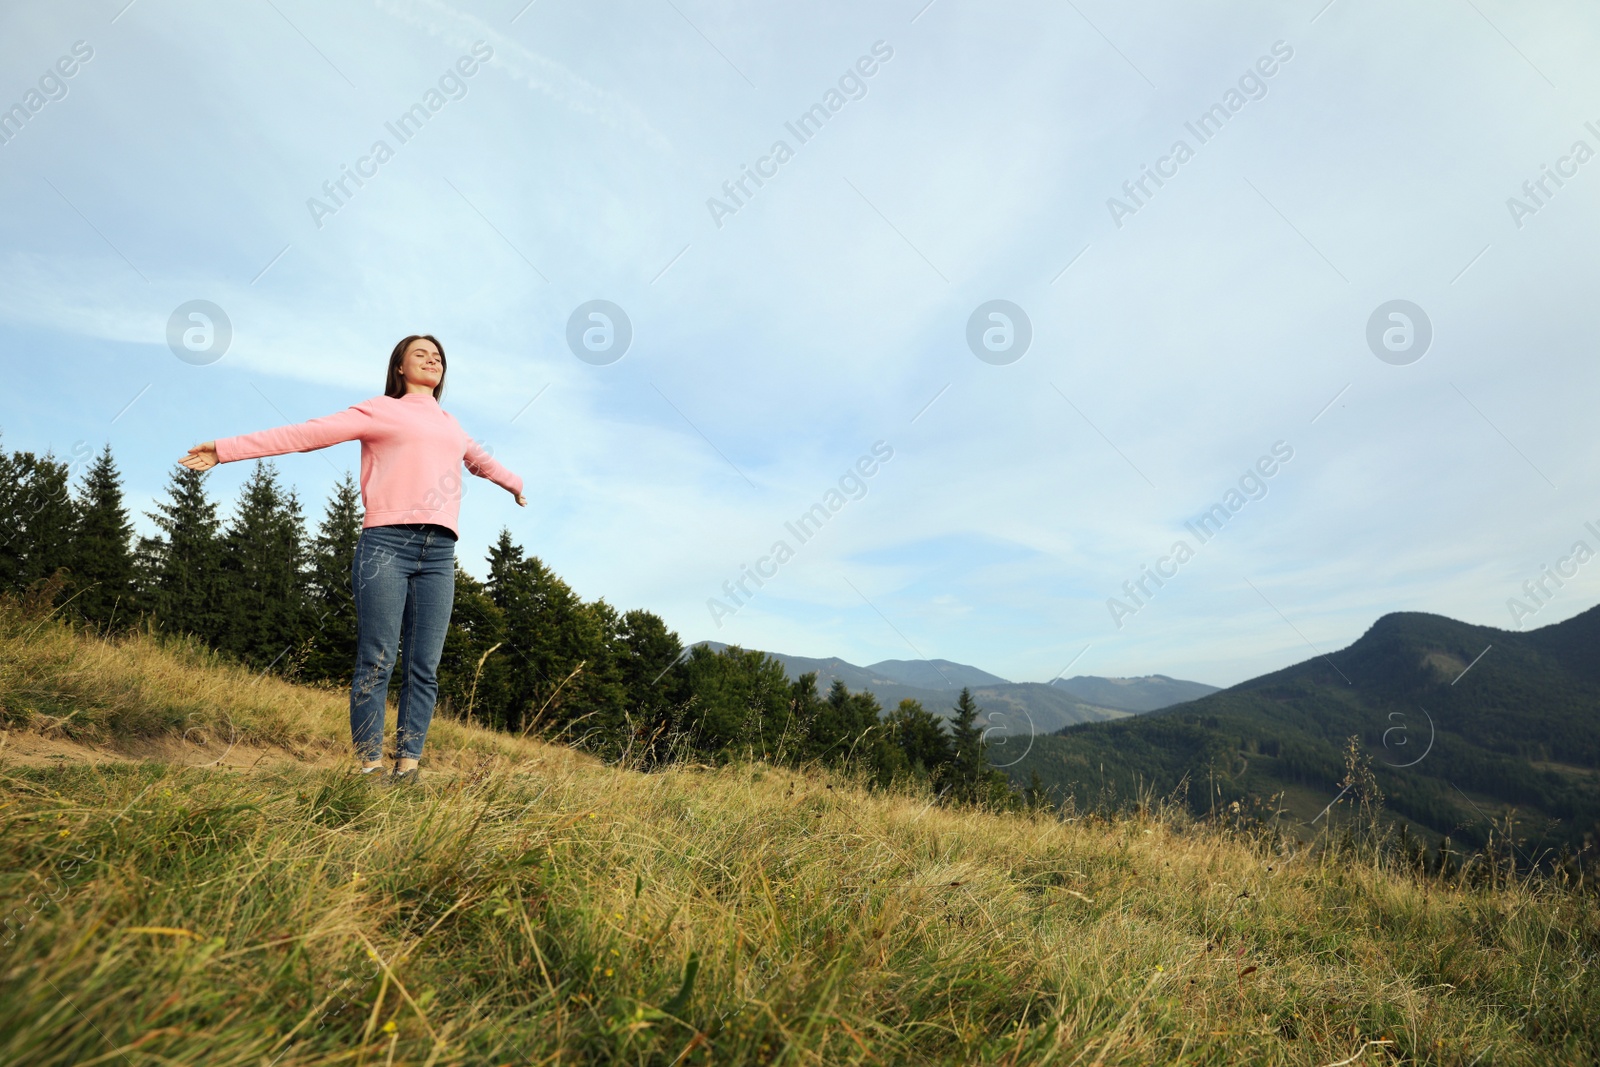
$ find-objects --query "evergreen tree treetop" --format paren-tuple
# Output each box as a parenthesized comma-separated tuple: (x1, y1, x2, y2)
(220, 461, 310, 669)
(301, 471, 362, 682)
(70, 443, 136, 626)
(139, 462, 225, 640)
(3, 447, 79, 598)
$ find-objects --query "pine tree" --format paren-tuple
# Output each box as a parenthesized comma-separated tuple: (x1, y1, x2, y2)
(3, 448, 80, 602)
(948, 687, 1008, 805)
(842, 687, 896, 782)
(219, 461, 309, 672)
(0, 440, 20, 593)
(69, 444, 136, 628)
(617, 609, 683, 711)
(566, 598, 629, 754)
(811, 680, 859, 761)
(677, 644, 791, 758)
(779, 671, 823, 762)
(438, 563, 509, 728)
(808, 680, 884, 766)
(486, 529, 598, 737)
(949, 688, 983, 785)
(887, 698, 954, 780)
(1023, 769, 1050, 811)
(138, 464, 226, 641)
(301, 472, 362, 682)
(486, 527, 524, 592)
(614, 609, 684, 765)
(478, 529, 697, 760)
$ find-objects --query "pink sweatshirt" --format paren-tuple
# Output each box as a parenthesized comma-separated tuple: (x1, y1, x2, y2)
(213, 393, 523, 538)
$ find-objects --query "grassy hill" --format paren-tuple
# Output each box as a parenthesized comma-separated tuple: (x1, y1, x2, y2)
(1006, 605, 1600, 853)
(4, 599, 1600, 1064)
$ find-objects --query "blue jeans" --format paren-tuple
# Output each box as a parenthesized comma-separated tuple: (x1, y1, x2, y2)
(350, 524, 457, 761)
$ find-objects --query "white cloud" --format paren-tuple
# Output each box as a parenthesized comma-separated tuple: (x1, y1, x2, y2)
(371, 0, 672, 151)
(3, 0, 1598, 687)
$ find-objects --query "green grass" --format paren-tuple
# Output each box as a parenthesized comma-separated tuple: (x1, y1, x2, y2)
(3, 600, 1600, 1065)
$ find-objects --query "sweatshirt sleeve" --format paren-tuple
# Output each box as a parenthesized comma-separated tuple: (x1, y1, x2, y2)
(464, 435, 524, 497)
(213, 401, 374, 464)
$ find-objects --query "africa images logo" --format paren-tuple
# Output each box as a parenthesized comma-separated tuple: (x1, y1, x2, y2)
(708, 442, 894, 628)
(305, 43, 494, 229)
(705, 41, 894, 229)
(1106, 40, 1294, 228)
(1107, 441, 1294, 629)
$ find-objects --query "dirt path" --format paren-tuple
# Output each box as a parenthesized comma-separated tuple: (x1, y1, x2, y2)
(1, 727, 584, 788)
(0, 729, 350, 772)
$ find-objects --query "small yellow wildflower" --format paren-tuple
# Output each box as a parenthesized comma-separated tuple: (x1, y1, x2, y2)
(57, 829, 70, 838)
(604, 967, 613, 977)
(382, 1020, 396, 1034)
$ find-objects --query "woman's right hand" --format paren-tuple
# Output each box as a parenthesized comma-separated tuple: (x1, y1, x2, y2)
(180, 442, 218, 472)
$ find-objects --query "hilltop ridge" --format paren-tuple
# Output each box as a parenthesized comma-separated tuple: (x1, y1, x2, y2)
(1010, 602, 1600, 850)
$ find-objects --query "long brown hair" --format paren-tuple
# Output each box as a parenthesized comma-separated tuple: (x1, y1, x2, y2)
(384, 334, 447, 399)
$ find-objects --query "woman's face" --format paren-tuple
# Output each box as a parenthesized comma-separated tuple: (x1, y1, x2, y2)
(401, 339, 443, 391)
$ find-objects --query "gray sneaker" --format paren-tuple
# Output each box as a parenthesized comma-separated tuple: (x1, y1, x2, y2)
(386, 767, 422, 785)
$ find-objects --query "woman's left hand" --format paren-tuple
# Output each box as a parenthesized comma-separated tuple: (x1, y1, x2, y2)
(180, 442, 219, 471)
(514, 493, 527, 507)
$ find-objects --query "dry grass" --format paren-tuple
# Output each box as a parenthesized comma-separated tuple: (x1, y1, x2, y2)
(0, 598, 546, 769)
(2, 601, 1597, 1065)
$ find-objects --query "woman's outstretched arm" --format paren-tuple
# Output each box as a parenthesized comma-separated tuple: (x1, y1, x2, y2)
(464, 435, 527, 506)
(181, 403, 373, 470)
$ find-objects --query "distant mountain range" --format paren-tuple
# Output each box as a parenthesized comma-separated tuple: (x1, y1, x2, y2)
(694, 642, 1217, 736)
(1049, 674, 1221, 713)
(1002, 603, 1600, 851)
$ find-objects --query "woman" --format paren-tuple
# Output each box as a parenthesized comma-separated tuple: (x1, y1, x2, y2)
(180, 335, 526, 782)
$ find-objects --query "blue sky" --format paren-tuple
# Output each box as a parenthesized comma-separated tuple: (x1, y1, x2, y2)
(3, 0, 1597, 688)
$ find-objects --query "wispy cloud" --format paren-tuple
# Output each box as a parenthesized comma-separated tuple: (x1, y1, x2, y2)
(372, 0, 672, 151)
